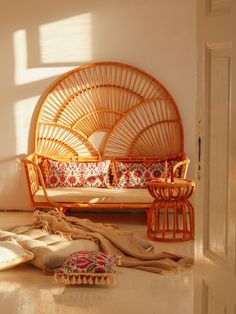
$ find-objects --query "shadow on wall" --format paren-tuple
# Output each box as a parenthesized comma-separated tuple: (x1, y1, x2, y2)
(0, 0, 96, 209)
(0, 0, 196, 209)
(0, 155, 30, 210)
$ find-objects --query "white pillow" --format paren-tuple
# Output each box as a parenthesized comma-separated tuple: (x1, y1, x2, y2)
(0, 240, 34, 271)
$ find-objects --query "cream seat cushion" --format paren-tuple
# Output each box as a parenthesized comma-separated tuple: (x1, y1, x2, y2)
(0, 227, 99, 273)
(34, 187, 154, 204)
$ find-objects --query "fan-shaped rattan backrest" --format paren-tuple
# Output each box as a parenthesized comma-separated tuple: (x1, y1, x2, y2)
(103, 97, 183, 160)
(35, 62, 184, 161)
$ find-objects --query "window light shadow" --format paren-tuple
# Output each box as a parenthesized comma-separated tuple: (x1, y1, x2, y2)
(13, 29, 75, 86)
(13, 12, 93, 85)
(39, 13, 92, 65)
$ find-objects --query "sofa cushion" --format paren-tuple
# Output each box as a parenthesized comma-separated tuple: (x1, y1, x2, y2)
(43, 159, 111, 189)
(34, 187, 154, 204)
(112, 160, 176, 188)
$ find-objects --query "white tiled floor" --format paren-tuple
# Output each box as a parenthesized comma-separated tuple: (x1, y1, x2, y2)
(0, 211, 193, 314)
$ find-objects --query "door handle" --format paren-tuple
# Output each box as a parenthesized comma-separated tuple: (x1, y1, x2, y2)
(198, 136, 201, 180)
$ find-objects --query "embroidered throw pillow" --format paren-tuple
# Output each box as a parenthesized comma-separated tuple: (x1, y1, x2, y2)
(43, 159, 111, 188)
(55, 251, 118, 285)
(112, 160, 177, 188)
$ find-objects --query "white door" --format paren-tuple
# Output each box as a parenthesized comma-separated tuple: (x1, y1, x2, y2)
(194, 0, 236, 313)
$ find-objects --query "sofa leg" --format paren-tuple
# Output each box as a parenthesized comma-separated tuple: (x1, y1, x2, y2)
(61, 207, 67, 215)
(53, 207, 67, 215)
(64, 208, 68, 215)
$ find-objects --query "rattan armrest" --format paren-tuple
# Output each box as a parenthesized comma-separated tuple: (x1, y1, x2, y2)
(22, 156, 40, 198)
(22, 155, 58, 207)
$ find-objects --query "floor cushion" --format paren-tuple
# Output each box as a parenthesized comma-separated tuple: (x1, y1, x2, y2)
(0, 227, 99, 273)
(55, 250, 118, 285)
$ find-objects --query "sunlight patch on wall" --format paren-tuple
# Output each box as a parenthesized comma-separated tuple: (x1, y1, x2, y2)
(14, 97, 39, 155)
(89, 131, 109, 154)
(13, 30, 75, 85)
(39, 13, 92, 63)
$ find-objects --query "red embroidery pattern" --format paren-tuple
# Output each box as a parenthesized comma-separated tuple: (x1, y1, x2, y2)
(44, 159, 111, 188)
(56, 251, 117, 276)
(113, 160, 178, 188)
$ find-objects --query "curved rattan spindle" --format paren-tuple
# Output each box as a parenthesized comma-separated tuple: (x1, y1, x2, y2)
(36, 123, 100, 161)
(34, 62, 184, 161)
(147, 179, 195, 242)
(103, 97, 183, 159)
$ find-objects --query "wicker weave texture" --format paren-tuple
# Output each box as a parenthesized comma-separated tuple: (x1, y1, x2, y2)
(35, 62, 184, 161)
(103, 97, 182, 159)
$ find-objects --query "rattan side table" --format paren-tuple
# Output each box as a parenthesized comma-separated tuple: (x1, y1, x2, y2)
(147, 178, 195, 242)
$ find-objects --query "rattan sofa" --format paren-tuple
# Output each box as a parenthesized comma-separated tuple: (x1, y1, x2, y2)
(22, 62, 189, 214)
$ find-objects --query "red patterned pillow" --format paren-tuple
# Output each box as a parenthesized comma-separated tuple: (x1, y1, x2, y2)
(112, 160, 177, 188)
(55, 251, 118, 285)
(43, 159, 111, 188)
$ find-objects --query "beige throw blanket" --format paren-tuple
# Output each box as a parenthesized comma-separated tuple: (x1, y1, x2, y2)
(32, 210, 193, 274)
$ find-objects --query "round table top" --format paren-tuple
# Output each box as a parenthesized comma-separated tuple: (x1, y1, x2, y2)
(147, 178, 195, 189)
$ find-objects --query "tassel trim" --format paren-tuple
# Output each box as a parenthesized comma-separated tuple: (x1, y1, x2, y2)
(55, 272, 116, 286)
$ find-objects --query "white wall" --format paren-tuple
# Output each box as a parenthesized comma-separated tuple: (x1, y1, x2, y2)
(0, 0, 196, 210)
